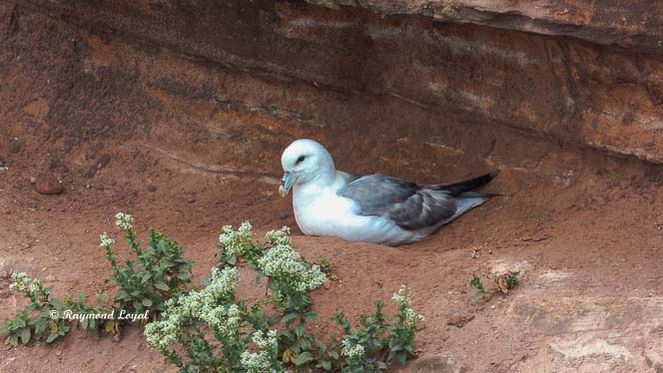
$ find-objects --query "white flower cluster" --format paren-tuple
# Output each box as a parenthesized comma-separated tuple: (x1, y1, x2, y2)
(341, 336, 365, 359)
(219, 221, 254, 257)
(391, 284, 410, 305)
(200, 304, 241, 336)
(251, 329, 278, 350)
(392, 285, 425, 325)
(257, 233, 326, 293)
(265, 226, 291, 246)
(203, 267, 240, 302)
(8, 272, 43, 297)
(240, 329, 282, 373)
(99, 232, 115, 249)
(144, 267, 240, 351)
(144, 313, 179, 351)
(115, 212, 134, 231)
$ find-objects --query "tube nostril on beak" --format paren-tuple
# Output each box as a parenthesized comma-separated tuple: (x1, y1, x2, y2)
(279, 171, 296, 197)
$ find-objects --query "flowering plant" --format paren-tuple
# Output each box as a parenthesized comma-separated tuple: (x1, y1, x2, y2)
(332, 286, 425, 372)
(0, 273, 110, 346)
(104, 213, 193, 319)
(146, 222, 424, 372)
(1, 217, 424, 372)
(1, 213, 193, 348)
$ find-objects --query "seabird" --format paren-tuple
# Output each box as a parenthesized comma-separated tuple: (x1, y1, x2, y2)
(278, 139, 498, 246)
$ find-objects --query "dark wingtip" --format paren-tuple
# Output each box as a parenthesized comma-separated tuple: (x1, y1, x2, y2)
(487, 170, 499, 179)
(483, 192, 503, 198)
(458, 191, 502, 199)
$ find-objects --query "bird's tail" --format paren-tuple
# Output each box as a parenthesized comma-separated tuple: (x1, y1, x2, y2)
(428, 171, 499, 197)
(431, 191, 491, 227)
(454, 192, 490, 215)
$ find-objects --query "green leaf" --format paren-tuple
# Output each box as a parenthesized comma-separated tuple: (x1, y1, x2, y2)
(294, 324, 305, 338)
(141, 273, 152, 284)
(20, 328, 31, 344)
(96, 292, 108, 305)
(506, 271, 520, 290)
(320, 360, 332, 370)
(396, 351, 407, 365)
(470, 274, 484, 292)
(303, 311, 318, 320)
(315, 338, 327, 352)
(46, 332, 59, 343)
(154, 281, 169, 291)
(142, 298, 153, 307)
(35, 319, 47, 335)
(470, 291, 485, 304)
(294, 351, 313, 366)
(115, 289, 129, 300)
(58, 323, 70, 334)
(176, 272, 190, 281)
(281, 312, 297, 325)
(298, 340, 311, 351)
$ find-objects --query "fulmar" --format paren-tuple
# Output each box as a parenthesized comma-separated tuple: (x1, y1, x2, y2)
(278, 139, 498, 246)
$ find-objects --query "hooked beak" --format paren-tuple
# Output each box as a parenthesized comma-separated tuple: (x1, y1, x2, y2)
(278, 171, 296, 197)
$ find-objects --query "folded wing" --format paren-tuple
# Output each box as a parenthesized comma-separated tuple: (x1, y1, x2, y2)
(338, 174, 457, 230)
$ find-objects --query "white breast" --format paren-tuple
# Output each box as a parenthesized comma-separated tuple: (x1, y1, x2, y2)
(293, 184, 354, 235)
(292, 181, 414, 245)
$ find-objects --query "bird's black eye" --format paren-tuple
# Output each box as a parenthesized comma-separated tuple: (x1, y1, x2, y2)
(296, 155, 306, 164)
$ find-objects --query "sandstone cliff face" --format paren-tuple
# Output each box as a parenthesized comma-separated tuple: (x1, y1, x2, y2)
(2, 3, 663, 373)
(308, 1, 663, 54)
(304, 0, 663, 165)
(1, 0, 662, 182)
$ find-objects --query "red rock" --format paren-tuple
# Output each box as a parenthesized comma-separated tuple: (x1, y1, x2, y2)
(447, 314, 475, 328)
(5, 0, 663, 169)
(35, 177, 64, 195)
(307, 1, 663, 54)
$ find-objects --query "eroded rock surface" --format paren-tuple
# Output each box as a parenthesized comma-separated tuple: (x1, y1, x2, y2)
(3, 0, 662, 171)
(307, 1, 663, 54)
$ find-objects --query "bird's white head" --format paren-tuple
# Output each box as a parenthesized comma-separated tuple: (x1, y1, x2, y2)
(279, 139, 335, 197)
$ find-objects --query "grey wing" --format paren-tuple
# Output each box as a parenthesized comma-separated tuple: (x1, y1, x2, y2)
(338, 174, 457, 230)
